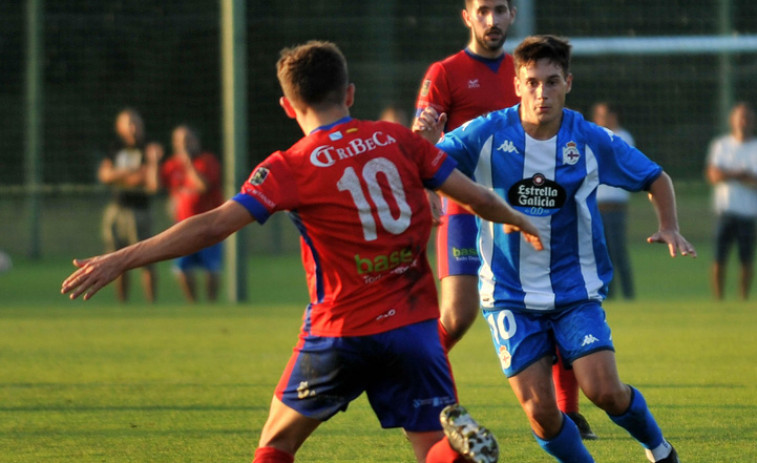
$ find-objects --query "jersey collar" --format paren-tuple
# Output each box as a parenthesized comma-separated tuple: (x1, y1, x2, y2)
(464, 48, 505, 73)
(310, 116, 353, 135)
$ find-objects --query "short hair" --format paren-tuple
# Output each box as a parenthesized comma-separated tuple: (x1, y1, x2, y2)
(513, 35, 572, 77)
(276, 40, 348, 109)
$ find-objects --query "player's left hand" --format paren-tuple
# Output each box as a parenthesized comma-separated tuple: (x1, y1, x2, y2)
(61, 254, 125, 301)
(504, 223, 544, 251)
(646, 229, 697, 258)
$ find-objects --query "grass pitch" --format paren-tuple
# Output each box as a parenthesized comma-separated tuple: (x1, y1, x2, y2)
(1, 241, 756, 461)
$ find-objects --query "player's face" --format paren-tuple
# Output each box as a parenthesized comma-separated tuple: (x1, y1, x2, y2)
(730, 105, 755, 135)
(515, 59, 572, 137)
(463, 0, 515, 56)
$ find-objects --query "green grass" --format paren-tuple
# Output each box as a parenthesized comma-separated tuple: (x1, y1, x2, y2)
(2, 240, 757, 461)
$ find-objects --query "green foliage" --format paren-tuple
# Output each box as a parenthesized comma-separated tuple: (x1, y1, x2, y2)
(1, 249, 756, 462)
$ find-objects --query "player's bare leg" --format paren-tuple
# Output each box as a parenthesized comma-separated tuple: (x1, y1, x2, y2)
(439, 275, 480, 350)
(509, 356, 593, 460)
(141, 267, 156, 303)
(573, 350, 678, 462)
(177, 271, 197, 303)
(509, 356, 563, 438)
(405, 429, 445, 462)
(572, 351, 630, 415)
(712, 262, 726, 300)
(256, 396, 321, 460)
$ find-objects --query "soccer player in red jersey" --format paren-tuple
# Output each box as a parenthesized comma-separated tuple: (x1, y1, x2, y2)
(160, 125, 224, 302)
(413, 0, 596, 439)
(62, 41, 542, 463)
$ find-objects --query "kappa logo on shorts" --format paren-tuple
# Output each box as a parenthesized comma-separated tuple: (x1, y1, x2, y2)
(581, 334, 600, 346)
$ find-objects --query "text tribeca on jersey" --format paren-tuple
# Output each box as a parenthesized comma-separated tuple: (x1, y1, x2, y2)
(310, 131, 397, 168)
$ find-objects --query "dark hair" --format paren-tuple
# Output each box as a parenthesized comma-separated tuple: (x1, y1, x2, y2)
(276, 40, 348, 109)
(513, 35, 572, 77)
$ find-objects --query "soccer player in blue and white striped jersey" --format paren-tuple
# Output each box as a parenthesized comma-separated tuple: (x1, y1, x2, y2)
(416, 35, 695, 463)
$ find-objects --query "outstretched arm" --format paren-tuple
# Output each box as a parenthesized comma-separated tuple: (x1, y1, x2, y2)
(645, 172, 697, 258)
(437, 169, 543, 251)
(61, 200, 254, 300)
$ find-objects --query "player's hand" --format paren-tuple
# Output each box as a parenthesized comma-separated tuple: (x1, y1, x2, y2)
(145, 142, 164, 164)
(646, 229, 697, 258)
(412, 106, 446, 144)
(61, 254, 125, 301)
(504, 218, 544, 251)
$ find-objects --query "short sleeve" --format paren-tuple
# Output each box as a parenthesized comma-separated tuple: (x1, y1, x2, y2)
(415, 62, 451, 118)
(233, 151, 299, 224)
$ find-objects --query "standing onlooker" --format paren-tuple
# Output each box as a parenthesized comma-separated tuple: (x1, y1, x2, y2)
(591, 101, 636, 300)
(160, 126, 224, 302)
(98, 108, 161, 302)
(706, 101, 757, 300)
(412, 0, 595, 440)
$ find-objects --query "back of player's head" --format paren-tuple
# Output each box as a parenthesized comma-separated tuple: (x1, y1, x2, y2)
(514, 35, 571, 77)
(276, 41, 348, 110)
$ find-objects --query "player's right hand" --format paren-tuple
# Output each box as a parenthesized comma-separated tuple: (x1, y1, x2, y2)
(412, 106, 446, 144)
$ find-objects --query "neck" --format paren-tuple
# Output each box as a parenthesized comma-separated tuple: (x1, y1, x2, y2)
(733, 130, 752, 142)
(467, 41, 505, 60)
(520, 112, 562, 140)
(297, 106, 351, 135)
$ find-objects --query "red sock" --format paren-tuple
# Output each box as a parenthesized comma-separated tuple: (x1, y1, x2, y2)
(426, 436, 468, 463)
(253, 446, 295, 463)
(552, 350, 579, 414)
(438, 320, 456, 352)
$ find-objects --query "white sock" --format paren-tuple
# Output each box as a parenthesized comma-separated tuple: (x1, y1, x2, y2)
(645, 440, 672, 462)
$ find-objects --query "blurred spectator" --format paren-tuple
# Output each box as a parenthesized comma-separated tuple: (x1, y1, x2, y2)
(160, 125, 223, 302)
(98, 108, 161, 302)
(591, 102, 636, 300)
(706, 102, 757, 300)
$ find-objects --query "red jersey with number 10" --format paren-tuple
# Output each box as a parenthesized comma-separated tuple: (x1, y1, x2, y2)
(233, 117, 457, 337)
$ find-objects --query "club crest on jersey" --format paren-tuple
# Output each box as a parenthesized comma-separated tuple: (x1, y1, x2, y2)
(507, 173, 566, 217)
(249, 167, 269, 186)
(562, 141, 581, 165)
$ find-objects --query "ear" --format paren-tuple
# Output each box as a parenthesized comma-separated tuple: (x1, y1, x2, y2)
(344, 84, 356, 109)
(565, 73, 573, 94)
(461, 8, 472, 28)
(509, 6, 517, 25)
(279, 96, 297, 119)
(514, 75, 522, 97)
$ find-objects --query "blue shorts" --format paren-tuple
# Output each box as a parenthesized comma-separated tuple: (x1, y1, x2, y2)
(483, 301, 614, 377)
(436, 212, 480, 278)
(174, 243, 222, 273)
(275, 319, 457, 431)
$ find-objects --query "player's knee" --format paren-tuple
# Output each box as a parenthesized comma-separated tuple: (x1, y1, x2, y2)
(584, 384, 628, 414)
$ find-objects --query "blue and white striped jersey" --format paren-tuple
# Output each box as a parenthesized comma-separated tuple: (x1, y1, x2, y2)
(438, 105, 663, 312)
